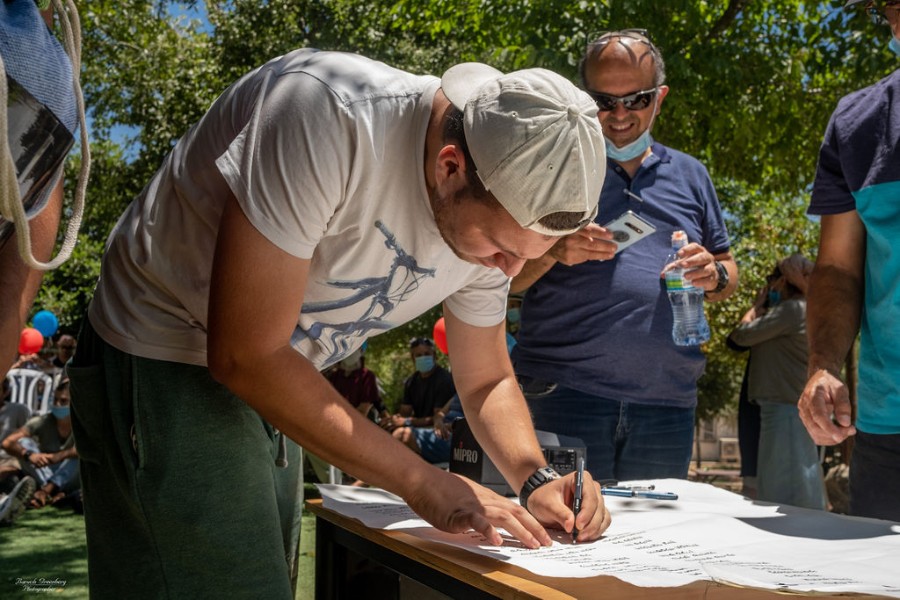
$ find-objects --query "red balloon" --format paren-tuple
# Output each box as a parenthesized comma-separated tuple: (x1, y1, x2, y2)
(433, 317, 448, 355)
(18, 327, 44, 355)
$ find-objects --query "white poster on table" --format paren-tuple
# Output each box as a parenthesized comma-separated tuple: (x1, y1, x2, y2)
(317, 479, 900, 597)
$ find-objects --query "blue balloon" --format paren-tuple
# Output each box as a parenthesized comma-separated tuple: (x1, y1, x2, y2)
(32, 310, 59, 338)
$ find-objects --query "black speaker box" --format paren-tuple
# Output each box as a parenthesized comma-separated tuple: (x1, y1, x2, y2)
(448, 417, 586, 496)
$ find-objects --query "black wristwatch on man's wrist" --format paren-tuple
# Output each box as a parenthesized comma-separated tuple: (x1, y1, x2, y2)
(709, 261, 729, 294)
(519, 466, 561, 512)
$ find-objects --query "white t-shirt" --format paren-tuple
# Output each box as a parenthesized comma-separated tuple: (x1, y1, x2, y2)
(90, 49, 508, 369)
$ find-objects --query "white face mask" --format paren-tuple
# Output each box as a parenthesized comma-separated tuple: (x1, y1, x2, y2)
(604, 94, 660, 162)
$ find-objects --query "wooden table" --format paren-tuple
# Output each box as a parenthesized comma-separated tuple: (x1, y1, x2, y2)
(307, 499, 885, 600)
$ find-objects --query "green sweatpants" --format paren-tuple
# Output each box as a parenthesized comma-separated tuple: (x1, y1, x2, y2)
(68, 320, 303, 599)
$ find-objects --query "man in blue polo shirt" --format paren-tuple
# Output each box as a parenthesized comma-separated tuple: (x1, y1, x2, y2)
(799, 0, 900, 521)
(511, 30, 738, 481)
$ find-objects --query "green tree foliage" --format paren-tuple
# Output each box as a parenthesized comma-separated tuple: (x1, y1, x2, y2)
(698, 179, 819, 421)
(34, 0, 896, 412)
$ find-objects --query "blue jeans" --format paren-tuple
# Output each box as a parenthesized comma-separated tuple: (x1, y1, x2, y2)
(756, 402, 826, 510)
(850, 430, 900, 521)
(412, 428, 451, 464)
(19, 437, 80, 493)
(520, 378, 695, 481)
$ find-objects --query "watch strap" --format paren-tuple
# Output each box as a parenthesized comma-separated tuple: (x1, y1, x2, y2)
(519, 466, 561, 512)
(711, 261, 728, 293)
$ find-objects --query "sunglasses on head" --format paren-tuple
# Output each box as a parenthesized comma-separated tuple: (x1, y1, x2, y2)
(409, 337, 434, 349)
(586, 88, 658, 112)
(588, 28, 653, 47)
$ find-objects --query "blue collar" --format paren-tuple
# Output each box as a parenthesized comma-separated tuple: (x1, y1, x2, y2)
(607, 142, 671, 180)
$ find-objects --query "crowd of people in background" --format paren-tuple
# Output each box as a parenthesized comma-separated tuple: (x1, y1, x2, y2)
(0, 332, 81, 525)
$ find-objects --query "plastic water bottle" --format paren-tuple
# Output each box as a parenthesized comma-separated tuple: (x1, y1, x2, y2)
(665, 231, 710, 346)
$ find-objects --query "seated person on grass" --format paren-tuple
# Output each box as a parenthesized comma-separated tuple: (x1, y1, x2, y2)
(381, 337, 456, 464)
(1, 377, 80, 511)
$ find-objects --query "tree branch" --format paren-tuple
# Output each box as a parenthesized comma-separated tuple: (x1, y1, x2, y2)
(707, 0, 748, 40)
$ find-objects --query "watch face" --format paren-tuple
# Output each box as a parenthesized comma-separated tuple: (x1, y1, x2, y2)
(541, 467, 560, 479)
(533, 467, 560, 486)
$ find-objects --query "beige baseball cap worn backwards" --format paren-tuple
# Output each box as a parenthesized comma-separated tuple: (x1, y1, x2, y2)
(441, 63, 606, 236)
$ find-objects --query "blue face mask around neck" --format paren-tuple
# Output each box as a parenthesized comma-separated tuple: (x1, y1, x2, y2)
(506, 308, 521, 324)
(415, 355, 435, 374)
(606, 129, 654, 162)
(890, 36, 900, 57)
(51, 405, 70, 419)
(767, 290, 782, 307)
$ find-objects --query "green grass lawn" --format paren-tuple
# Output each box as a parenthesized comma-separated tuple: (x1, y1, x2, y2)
(0, 507, 89, 598)
(0, 493, 319, 599)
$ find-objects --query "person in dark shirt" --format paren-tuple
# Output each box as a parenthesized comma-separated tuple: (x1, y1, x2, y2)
(799, 0, 900, 521)
(326, 346, 385, 422)
(381, 337, 456, 463)
(51, 334, 76, 370)
(510, 29, 737, 480)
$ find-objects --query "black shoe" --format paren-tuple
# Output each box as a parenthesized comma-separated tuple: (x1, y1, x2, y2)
(0, 474, 20, 495)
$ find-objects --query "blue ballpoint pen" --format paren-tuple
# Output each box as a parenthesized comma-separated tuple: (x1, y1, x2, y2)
(600, 487, 637, 498)
(572, 457, 584, 542)
(601, 487, 678, 501)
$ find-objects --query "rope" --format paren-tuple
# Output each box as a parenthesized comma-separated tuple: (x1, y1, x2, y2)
(0, 0, 90, 270)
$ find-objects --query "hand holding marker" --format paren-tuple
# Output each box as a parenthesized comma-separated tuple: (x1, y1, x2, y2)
(572, 457, 584, 543)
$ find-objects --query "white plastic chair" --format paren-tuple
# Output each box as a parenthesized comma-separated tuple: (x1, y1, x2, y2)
(5, 368, 54, 415)
(328, 465, 343, 485)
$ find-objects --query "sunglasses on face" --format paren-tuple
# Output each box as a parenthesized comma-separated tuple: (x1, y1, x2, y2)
(587, 88, 658, 112)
